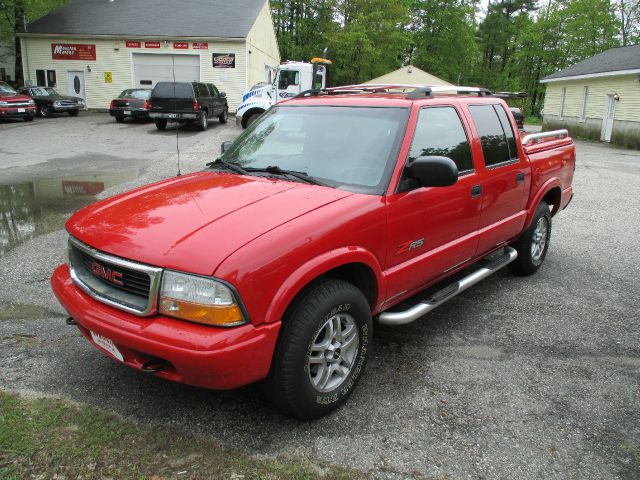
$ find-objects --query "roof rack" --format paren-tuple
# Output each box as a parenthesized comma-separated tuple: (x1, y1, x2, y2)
(294, 84, 495, 100)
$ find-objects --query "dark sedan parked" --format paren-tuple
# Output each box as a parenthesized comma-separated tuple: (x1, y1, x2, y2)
(18, 86, 84, 118)
(109, 89, 151, 122)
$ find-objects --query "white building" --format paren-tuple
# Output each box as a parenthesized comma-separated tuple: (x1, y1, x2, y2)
(19, 0, 280, 111)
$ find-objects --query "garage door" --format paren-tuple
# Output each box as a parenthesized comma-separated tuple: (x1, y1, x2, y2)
(132, 53, 200, 88)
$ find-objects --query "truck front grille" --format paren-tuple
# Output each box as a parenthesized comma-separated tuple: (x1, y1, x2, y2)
(68, 237, 162, 316)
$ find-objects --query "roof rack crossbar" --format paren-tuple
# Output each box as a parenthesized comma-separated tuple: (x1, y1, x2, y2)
(294, 84, 495, 100)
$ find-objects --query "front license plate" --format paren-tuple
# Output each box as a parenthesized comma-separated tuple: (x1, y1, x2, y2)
(169, 113, 177, 118)
(18, 108, 25, 113)
(124, 110, 131, 115)
(90, 330, 124, 362)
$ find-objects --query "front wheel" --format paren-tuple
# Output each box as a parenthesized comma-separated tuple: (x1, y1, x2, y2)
(264, 279, 372, 419)
(24, 116, 34, 122)
(68, 109, 79, 117)
(39, 105, 50, 118)
(509, 201, 552, 276)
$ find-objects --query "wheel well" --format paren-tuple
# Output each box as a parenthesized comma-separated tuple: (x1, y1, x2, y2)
(241, 108, 265, 127)
(542, 187, 561, 215)
(320, 263, 377, 307)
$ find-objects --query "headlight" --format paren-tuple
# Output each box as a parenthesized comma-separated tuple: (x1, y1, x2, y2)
(159, 271, 245, 327)
(54, 101, 61, 106)
(28, 99, 35, 105)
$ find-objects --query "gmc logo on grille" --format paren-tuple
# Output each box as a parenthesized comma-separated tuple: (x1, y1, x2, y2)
(90, 262, 124, 286)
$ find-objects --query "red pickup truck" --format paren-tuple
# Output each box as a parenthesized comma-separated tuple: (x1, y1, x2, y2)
(51, 85, 575, 419)
(0, 81, 36, 121)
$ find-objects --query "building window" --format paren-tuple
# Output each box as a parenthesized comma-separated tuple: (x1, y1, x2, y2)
(559, 87, 567, 120)
(36, 69, 46, 86)
(47, 70, 57, 87)
(580, 86, 588, 122)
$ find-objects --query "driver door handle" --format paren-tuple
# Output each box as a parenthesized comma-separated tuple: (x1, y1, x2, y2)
(471, 184, 482, 198)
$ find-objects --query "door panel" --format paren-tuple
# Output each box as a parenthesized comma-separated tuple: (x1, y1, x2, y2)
(67, 71, 85, 102)
(385, 106, 482, 303)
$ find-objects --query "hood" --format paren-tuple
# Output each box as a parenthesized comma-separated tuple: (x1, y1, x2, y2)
(67, 171, 352, 275)
(0, 92, 31, 101)
(35, 94, 80, 102)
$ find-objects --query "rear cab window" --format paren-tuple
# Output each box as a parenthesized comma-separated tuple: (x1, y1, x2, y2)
(152, 82, 194, 98)
(468, 104, 519, 167)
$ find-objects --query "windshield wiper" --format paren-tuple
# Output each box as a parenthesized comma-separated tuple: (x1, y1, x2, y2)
(206, 158, 248, 175)
(244, 165, 328, 186)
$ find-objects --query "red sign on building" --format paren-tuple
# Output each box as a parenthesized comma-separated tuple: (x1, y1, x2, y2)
(51, 43, 96, 60)
(192, 42, 208, 50)
(126, 41, 141, 48)
(145, 41, 161, 48)
(173, 42, 189, 49)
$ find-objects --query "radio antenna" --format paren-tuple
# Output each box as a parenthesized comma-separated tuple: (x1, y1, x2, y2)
(172, 55, 181, 176)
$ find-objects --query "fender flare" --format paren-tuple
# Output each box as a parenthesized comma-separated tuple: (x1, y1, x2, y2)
(526, 177, 562, 228)
(263, 247, 385, 324)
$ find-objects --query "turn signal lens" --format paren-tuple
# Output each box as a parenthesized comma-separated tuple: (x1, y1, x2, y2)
(159, 271, 245, 327)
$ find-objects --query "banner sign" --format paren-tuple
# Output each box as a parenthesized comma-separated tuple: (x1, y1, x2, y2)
(193, 42, 208, 50)
(51, 43, 96, 60)
(212, 53, 235, 68)
(126, 41, 141, 48)
(173, 42, 189, 49)
(145, 41, 161, 48)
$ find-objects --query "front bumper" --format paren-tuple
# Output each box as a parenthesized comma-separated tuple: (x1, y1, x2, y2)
(0, 106, 36, 118)
(52, 104, 80, 111)
(51, 264, 281, 390)
(150, 112, 197, 120)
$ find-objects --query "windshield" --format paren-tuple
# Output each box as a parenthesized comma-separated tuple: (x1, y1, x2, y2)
(220, 105, 408, 195)
(0, 83, 16, 94)
(119, 89, 151, 99)
(31, 87, 57, 96)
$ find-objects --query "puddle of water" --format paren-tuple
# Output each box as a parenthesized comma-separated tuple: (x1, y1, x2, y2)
(0, 172, 137, 257)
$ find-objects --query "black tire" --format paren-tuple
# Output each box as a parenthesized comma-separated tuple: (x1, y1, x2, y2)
(218, 107, 228, 124)
(39, 105, 50, 118)
(245, 112, 260, 128)
(68, 109, 79, 117)
(509, 201, 552, 276)
(24, 116, 34, 122)
(198, 111, 208, 131)
(264, 279, 372, 419)
(115, 114, 124, 123)
(155, 119, 167, 131)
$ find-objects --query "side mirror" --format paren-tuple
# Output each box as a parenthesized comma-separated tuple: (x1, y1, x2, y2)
(221, 141, 233, 153)
(219, 92, 226, 98)
(407, 156, 458, 187)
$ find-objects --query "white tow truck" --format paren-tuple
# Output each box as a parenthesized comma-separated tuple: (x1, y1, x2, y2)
(235, 55, 332, 128)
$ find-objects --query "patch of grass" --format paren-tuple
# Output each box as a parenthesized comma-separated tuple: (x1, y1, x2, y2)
(0, 390, 363, 480)
(525, 115, 542, 126)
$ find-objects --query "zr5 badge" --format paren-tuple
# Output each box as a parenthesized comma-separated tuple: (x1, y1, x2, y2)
(395, 238, 424, 255)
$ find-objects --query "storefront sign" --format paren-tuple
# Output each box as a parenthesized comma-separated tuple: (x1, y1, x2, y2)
(126, 41, 141, 48)
(193, 42, 208, 50)
(145, 41, 161, 49)
(213, 53, 235, 68)
(51, 43, 96, 61)
(173, 42, 189, 49)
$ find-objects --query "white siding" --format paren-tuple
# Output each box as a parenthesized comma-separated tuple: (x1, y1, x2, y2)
(21, 36, 248, 110)
(246, 1, 281, 89)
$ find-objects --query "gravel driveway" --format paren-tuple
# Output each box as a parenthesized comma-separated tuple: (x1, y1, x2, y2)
(0, 116, 638, 479)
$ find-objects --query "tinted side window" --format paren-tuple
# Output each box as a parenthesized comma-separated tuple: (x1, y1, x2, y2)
(469, 105, 513, 167)
(194, 83, 207, 97)
(207, 84, 219, 96)
(408, 107, 474, 172)
(495, 105, 518, 160)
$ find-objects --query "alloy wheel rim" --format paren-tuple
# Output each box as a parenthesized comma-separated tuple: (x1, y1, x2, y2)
(307, 313, 359, 393)
(531, 216, 548, 263)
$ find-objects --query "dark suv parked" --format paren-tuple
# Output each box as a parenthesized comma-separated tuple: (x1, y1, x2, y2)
(149, 81, 228, 131)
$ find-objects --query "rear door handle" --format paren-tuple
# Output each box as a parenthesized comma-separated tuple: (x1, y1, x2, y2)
(516, 172, 525, 183)
(471, 184, 482, 198)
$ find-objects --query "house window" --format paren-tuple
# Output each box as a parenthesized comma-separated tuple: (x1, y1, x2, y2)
(36, 69, 46, 86)
(580, 86, 588, 122)
(47, 70, 57, 87)
(559, 87, 567, 120)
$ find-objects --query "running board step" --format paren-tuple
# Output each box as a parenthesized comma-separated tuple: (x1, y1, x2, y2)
(378, 247, 518, 326)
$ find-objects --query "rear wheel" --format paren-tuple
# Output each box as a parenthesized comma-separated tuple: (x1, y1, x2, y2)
(264, 279, 372, 419)
(155, 119, 167, 131)
(509, 201, 552, 276)
(198, 111, 208, 131)
(218, 107, 228, 124)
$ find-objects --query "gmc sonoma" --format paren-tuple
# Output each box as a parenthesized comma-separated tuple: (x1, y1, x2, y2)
(52, 85, 575, 419)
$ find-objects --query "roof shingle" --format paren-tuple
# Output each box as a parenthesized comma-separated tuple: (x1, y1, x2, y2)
(542, 44, 640, 81)
(26, 0, 266, 39)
